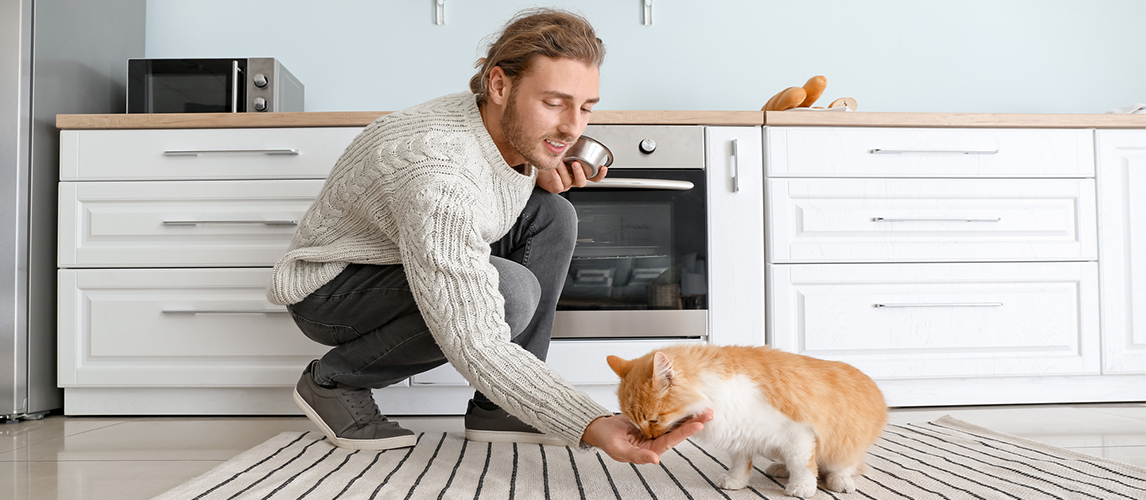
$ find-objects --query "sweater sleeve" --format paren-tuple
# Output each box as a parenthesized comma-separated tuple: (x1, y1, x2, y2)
(395, 182, 611, 446)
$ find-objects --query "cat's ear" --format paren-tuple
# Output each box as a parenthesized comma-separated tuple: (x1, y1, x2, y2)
(606, 355, 632, 377)
(653, 351, 674, 391)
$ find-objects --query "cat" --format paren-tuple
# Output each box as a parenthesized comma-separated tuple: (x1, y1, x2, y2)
(607, 344, 887, 497)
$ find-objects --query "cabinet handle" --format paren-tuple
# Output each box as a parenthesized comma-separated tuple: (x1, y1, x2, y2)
(870, 148, 998, 155)
(162, 309, 290, 314)
(162, 220, 299, 226)
(874, 302, 1003, 308)
(873, 217, 1001, 223)
(163, 149, 300, 156)
(730, 139, 740, 193)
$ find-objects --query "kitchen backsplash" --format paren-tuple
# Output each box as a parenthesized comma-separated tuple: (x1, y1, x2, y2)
(144, 0, 1145, 114)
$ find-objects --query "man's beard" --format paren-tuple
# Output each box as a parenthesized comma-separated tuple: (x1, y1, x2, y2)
(500, 89, 575, 172)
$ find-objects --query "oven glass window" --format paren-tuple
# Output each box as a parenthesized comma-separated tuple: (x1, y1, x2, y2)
(559, 169, 707, 311)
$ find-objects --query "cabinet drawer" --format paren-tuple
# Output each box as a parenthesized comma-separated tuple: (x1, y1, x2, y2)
(767, 127, 1094, 177)
(768, 262, 1100, 380)
(60, 127, 362, 180)
(408, 339, 702, 386)
(768, 178, 1097, 263)
(58, 268, 325, 387)
(59, 180, 322, 268)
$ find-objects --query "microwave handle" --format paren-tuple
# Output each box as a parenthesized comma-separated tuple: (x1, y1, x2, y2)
(231, 60, 240, 113)
(580, 178, 694, 191)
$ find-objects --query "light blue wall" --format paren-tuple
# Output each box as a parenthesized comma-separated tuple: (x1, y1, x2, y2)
(145, 0, 1146, 113)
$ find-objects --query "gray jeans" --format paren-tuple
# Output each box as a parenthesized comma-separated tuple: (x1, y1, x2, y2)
(287, 188, 577, 401)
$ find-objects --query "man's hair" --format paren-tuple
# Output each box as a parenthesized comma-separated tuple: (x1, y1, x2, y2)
(470, 8, 605, 106)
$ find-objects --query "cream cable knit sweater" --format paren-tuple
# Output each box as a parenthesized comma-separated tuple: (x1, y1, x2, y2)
(268, 92, 611, 446)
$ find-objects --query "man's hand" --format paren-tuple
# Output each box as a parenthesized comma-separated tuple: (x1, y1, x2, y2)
(581, 409, 714, 465)
(537, 161, 609, 194)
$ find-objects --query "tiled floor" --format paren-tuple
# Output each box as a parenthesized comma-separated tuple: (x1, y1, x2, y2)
(1, 403, 1143, 500)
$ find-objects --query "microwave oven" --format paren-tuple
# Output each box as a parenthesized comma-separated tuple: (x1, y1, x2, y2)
(127, 58, 304, 113)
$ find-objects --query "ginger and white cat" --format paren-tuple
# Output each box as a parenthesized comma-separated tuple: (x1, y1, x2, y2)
(607, 344, 886, 498)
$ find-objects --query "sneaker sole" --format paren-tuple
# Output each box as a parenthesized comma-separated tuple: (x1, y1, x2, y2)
(465, 429, 567, 447)
(292, 387, 417, 451)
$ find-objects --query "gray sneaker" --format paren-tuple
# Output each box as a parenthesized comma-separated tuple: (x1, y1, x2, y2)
(463, 399, 566, 446)
(293, 360, 417, 451)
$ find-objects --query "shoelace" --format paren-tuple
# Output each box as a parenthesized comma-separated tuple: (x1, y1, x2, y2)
(341, 387, 387, 428)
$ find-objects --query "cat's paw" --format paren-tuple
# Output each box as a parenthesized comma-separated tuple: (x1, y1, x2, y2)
(716, 473, 749, 490)
(764, 462, 790, 478)
(784, 478, 817, 498)
(825, 472, 856, 493)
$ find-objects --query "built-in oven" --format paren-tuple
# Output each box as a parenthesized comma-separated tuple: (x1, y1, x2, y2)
(552, 125, 709, 339)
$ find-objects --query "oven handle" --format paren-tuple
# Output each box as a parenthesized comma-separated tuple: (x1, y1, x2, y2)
(581, 178, 695, 191)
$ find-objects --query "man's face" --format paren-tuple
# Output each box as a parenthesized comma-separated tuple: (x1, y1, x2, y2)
(499, 56, 600, 171)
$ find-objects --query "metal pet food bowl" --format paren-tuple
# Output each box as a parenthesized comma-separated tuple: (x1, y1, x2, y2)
(563, 135, 613, 178)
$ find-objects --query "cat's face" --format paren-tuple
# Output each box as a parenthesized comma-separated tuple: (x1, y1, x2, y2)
(607, 351, 702, 439)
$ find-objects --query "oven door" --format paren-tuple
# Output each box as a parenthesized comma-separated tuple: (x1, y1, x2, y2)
(553, 168, 707, 339)
(128, 59, 246, 113)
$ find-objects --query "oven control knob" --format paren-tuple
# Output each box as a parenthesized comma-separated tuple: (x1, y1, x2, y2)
(639, 138, 657, 154)
(253, 97, 268, 112)
(253, 74, 269, 88)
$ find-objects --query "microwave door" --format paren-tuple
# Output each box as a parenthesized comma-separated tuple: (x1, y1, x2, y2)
(129, 59, 244, 113)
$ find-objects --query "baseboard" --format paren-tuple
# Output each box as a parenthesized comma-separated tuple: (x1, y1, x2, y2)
(63, 385, 624, 416)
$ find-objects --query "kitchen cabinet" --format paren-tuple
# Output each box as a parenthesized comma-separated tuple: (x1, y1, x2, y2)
(1096, 129, 1146, 374)
(704, 126, 766, 346)
(765, 125, 1140, 406)
(56, 123, 758, 415)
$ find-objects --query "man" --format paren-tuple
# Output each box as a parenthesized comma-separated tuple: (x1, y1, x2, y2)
(268, 8, 711, 464)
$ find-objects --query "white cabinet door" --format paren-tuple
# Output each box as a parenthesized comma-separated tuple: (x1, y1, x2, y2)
(768, 262, 1101, 380)
(1096, 129, 1146, 374)
(59, 180, 323, 268)
(767, 127, 1094, 178)
(60, 127, 362, 181)
(768, 178, 1098, 263)
(58, 268, 326, 387)
(705, 127, 765, 346)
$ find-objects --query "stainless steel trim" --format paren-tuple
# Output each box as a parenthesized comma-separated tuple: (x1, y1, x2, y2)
(552, 310, 707, 338)
(162, 309, 290, 315)
(162, 220, 299, 226)
(730, 139, 740, 193)
(874, 302, 1004, 308)
(163, 149, 299, 156)
(230, 60, 239, 113)
(587, 178, 694, 190)
(873, 217, 1002, 223)
(870, 148, 999, 155)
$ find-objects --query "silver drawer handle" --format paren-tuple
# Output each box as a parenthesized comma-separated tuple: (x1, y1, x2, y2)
(163, 149, 300, 156)
(162, 308, 290, 314)
(873, 217, 1002, 223)
(587, 178, 694, 191)
(730, 139, 740, 193)
(162, 220, 299, 226)
(874, 302, 1004, 308)
(870, 148, 998, 155)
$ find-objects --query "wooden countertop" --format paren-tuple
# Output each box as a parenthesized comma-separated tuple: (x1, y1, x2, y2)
(56, 110, 1146, 130)
(55, 110, 764, 129)
(765, 111, 1146, 128)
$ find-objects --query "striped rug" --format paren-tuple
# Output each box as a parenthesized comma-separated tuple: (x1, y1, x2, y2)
(153, 416, 1146, 499)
